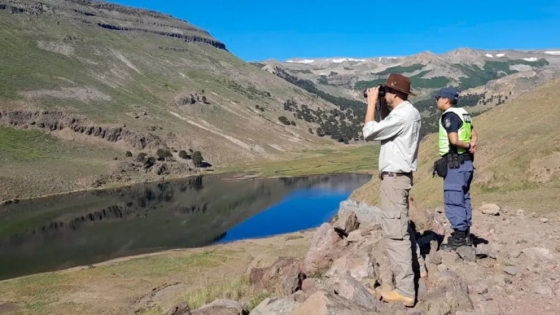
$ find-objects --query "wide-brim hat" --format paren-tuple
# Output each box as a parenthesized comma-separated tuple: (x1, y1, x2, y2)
(382, 73, 416, 96)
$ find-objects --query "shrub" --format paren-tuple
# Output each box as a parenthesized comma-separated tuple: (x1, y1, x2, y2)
(192, 151, 203, 167)
(179, 150, 190, 159)
(156, 149, 172, 161)
(136, 152, 147, 162)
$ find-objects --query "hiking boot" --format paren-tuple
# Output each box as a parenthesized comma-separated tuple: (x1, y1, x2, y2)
(377, 289, 415, 307)
(441, 229, 467, 251)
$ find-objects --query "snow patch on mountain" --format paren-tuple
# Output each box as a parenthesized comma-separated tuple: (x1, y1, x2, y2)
(327, 58, 366, 63)
(286, 59, 315, 64)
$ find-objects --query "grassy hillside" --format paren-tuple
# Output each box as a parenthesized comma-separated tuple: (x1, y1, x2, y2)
(350, 79, 560, 214)
(0, 1, 362, 200)
(0, 5, 337, 152)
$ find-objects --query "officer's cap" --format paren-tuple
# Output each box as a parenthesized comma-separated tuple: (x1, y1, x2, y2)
(433, 87, 460, 101)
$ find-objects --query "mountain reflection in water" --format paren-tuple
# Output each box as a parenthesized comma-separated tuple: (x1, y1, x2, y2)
(0, 173, 371, 280)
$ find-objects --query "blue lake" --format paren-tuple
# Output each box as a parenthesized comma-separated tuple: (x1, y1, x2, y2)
(0, 173, 371, 280)
(219, 188, 351, 243)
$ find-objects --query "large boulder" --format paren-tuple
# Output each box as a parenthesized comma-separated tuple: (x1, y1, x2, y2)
(336, 200, 382, 228)
(335, 272, 386, 312)
(169, 299, 248, 315)
(249, 257, 306, 295)
(248, 297, 299, 315)
(325, 242, 377, 282)
(333, 210, 359, 236)
(419, 276, 474, 315)
(303, 223, 343, 275)
(288, 290, 380, 315)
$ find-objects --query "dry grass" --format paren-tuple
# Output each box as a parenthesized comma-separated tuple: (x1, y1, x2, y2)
(140, 276, 251, 315)
(350, 79, 560, 215)
(140, 276, 272, 315)
(285, 234, 305, 241)
(0, 230, 314, 315)
(0, 126, 123, 200)
(216, 144, 379, 178)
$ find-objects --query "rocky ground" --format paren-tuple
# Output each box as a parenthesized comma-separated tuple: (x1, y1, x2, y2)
(161, 199, 560, 315)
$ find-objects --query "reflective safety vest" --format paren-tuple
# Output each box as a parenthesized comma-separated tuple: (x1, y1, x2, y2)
(438, 107, 473, 156)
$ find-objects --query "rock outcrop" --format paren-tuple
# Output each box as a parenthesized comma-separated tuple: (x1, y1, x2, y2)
(155, 198, 560, 315)
(0, 110, 167, 150)
(0, 0, 227, 50)
(169, 200, 480, 315)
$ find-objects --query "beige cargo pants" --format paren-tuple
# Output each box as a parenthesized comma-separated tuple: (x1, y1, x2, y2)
(379, 173, 424, 299)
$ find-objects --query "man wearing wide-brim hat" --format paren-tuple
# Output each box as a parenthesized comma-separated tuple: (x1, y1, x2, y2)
(362, 73, 423, 307)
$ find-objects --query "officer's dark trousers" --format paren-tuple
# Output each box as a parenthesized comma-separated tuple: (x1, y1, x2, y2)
(443, 160, 474, 231)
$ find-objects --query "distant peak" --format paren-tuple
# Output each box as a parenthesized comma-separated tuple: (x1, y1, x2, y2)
(458, 47, 475, 52)
(259, 58, 279, 63)
(417, 50, 435, 55)
(448, 47, 478, 54)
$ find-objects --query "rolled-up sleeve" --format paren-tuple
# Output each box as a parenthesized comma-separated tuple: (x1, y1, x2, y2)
(362, 114, 404, 141)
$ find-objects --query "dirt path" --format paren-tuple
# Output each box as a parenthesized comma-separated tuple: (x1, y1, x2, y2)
(441, 205, 560, 314)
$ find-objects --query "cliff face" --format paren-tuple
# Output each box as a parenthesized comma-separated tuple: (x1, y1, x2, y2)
(0, 0, 227, 50)
(0, 110, 166, 150)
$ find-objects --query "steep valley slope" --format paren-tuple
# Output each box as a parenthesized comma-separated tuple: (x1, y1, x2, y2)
(0, 0, 353, 201)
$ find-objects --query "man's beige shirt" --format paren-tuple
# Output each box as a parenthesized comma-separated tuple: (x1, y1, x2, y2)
(362, 101, 422, 173)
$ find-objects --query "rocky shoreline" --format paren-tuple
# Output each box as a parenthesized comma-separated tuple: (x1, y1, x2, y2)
(158, 199, 560, 315)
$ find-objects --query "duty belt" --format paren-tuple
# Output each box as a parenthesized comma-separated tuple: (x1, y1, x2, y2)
(443, 153, 472, 161)
(445, 153, 472, 169)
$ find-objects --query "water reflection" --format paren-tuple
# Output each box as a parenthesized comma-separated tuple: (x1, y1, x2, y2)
(0, 173, 371, 280)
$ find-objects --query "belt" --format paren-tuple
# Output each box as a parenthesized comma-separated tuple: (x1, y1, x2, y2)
(379, 171, 412, 179)
(444, 153, 472, 161)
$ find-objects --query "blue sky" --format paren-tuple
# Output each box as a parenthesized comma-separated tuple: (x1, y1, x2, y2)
(112, 0, 560, 62)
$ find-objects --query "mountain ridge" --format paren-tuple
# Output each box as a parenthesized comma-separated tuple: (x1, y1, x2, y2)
(252, 47, 560, 138)
(1, 0, 228, 49)
(280, 47, 560, 64)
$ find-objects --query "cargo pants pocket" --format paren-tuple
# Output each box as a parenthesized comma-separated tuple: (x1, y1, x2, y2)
(380, 178, 410, 240)
(380, 209, 408, 240)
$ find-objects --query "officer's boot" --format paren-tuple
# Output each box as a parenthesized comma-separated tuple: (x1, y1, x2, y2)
(441, 229, 468, 251)
(465, 227, 473, 247)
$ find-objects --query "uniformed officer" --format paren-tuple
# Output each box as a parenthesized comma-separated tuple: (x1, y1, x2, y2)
(434, 87, 478, 251)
